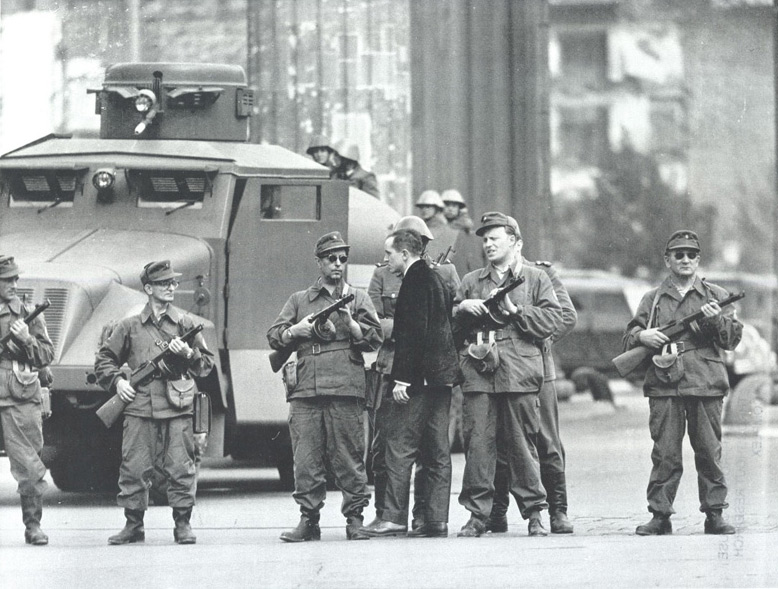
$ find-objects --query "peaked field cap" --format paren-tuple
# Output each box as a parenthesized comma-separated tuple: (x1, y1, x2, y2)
(0, 255, 20, 279)
(476, 212, 521, 237)
(315, 231, 350, 257)
(306, 134, 333, 155)
(665, 230, 700, 252)
(441, 189, 466, 206)
(415, 190, 444, 209)
(141, 260, 182, 284)
(393, 216, 434, 240)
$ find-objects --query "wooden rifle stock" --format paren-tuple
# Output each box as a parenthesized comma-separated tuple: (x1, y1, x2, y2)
(96, 324, 204, 428)
(611, 291, 745, 378)
(268, 294, 356, 373)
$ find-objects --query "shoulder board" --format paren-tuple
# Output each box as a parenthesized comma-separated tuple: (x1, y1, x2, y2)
(535, 261, 552, 267)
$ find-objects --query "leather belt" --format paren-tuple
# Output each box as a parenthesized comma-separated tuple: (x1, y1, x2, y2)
(466, 328, 517, 344)
(297, 341, 353, 358)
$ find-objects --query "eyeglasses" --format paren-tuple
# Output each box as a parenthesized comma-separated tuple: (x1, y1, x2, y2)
(324, 254, 348, 264)
(149, 279, 180, 288)
(672, 251, 699, 261)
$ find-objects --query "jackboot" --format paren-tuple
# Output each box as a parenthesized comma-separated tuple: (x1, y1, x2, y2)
(527, 510, 548, 537)
(108, 509, 145, 545)
(704, 510, 736, 535)
(280, 513, 321, 543)
(21, 495, 48, 546)
(543, 471, 570, 527)
(173, 507, 197, 544)
(488, 460, 510, 533)
(550, 511, 574, 534)
(635, 513, 672, 536)
(346, 515, 370, 540)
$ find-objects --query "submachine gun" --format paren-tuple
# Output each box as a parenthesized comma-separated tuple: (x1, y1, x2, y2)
(96, 324, 204, 428)
(0, 299, 50, 356)
(269, 293, 355, 373)
(453, 276, 525, 345)
(611, 291, 745, 378)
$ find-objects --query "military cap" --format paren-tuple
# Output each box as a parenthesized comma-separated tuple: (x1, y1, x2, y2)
(415, 190, 445, 209)
(306, 134, 333, 155)
(394, 216, 434, 241)
(476, 211, 522, 238)
(665, 230, 700, 252)
(0, 255, 20, 279)
(441, 189, 466, 206)
(141, 260, 182, 284)
(315, 231, 350, 257)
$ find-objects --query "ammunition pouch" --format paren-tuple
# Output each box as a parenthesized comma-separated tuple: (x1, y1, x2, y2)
(652, 343, 685, 385)
(282, 360, 298, 398)
(193, 392, 211, 434)
(467, 332, 500, 374)
(165, 377, 196, 409)
(8, 361, 40, 402)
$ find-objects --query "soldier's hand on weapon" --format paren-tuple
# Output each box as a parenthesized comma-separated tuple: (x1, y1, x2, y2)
(701, 301, 722, 318)
(9, 319, 32, 344)
(337, 306, 363, 339)
(498, 295, 518, 317)
(638, 328, 670, 349)
(289, 315, 314, 340)
(392, 382, 410, 404)
(458, 299, 489, 316)
(168, 337, 193, 358)
(116, 378, 137, 403)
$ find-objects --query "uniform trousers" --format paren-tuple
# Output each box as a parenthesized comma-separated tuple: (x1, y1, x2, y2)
(647, 396, 728, 515)
(0, 402, 47, 497)
(118, 415, 196, 511)
(459, 391, 547, 520)
(382, 386, 451, 525)
(288, 396, 370, 517)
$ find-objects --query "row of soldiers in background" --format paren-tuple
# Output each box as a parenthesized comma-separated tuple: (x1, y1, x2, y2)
(306, 135, 380, 199)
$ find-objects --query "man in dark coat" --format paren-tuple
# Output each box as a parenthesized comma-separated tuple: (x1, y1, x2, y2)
(364, 228, 462, 538)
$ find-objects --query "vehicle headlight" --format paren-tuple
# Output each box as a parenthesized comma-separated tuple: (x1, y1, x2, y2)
(92, 169, 115, 190)
(134, 89, 157, 113)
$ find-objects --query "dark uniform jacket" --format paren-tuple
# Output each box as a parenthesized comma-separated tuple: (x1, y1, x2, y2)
(390, 259, 463, 388)
(94, 303, 214, 418)
(331, 163, 380, 198)
(267, 280, 382, 399)
(0, 297, 54, 406)
(454, 261, 563, 394)
(622, 275, 742, 398)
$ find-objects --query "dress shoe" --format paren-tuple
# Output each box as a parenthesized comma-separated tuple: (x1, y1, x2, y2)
(457, 516, 487, 538)
(485, 515, 508, 533)
(528, 511, 548, 537)
(346, 516, 371, 540)
(704, 510, 735, 535)
(362, 519, 408, 537)
(635, 513, 672, 536)
(407, 522, 448, 538)
(280, 515, 321, 542)
(550, 511, 574, 534)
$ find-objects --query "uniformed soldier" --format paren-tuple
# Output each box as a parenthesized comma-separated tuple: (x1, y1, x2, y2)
(330, 144, 380, 199)
(268, 232, 383, 542)
(415, 190, 459, 261)
(441, 189, 474, 233)
(454, 213, 563, 537)
(95, 260, 215, 545)
(306, 134, 336, 169)
(0, 255, 55, 545)
(623, 230, 742, 536)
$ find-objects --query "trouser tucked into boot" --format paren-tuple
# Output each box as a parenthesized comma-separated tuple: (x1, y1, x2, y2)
(109, 509, 145, 545)
(21, 494, 48, 546)
(173, 507, 197, 544)
(346, 514, 370, 540)
(280, 511, 321, 543)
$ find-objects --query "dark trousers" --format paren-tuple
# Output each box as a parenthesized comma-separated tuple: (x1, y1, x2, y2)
(370, 377, 426, 522)
(383, 386, 452, 525)
(647, 396, 728, 515)
(288, 396, 370, 518)
(459, 391, 547, 520)
(492, 380, 567, 517)
(118, 415, 196, 510)
(0, 402, 47, 497)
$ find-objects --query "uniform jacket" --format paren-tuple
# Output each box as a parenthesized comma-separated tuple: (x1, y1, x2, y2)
(622, 275, 742, 398)
(390, 259, 463, 388)
(369, 259, 460, 375)
(524, 258, 578, 381)
(331, 163, 380, 198)
(452, 230, 485, 284)
(425, 213, 460, 262)
(267, 280, 382, 399)
(449, 210, 475, 233)
(0, 297, 54, 407)
(94, 303, 214, 418)
(454, 261, 563, 394)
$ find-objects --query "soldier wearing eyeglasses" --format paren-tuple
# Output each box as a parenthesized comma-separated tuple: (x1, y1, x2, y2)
(95, 260, 214, 545)
(267, 231, 383, 542)
(623, 230, 742, 536)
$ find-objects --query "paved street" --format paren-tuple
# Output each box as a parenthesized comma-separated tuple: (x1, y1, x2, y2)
(1, 383, 776, 588)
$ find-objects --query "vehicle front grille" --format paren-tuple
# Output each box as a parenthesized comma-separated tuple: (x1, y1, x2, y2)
(42, 288, 68, 349)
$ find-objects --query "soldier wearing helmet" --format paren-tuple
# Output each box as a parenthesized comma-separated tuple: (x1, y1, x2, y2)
(330, 143, 380, 199)
(0, 255, 55, 546)
(442, 189, 474, 233)
(306, 134, 337, 169)
(415, 190, 459, 262)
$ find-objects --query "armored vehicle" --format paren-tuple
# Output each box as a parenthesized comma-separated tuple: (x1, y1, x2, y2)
(0, 63, 398, 491)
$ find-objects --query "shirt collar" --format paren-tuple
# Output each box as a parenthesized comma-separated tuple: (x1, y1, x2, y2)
(307, 278, 346, 302)
(0, 296, 22, 316)
(140, 302, 181, 325)
(658, 274, 705, 301)
(478, 258, 522, 285)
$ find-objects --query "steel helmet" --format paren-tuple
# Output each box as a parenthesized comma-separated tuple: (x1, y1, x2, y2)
(393, 215, 434, 240)
(339, 144, 361, 162)
(441, 189, 466, 206)
(306, 134, 333, 155)
(415, 190, 444, 210)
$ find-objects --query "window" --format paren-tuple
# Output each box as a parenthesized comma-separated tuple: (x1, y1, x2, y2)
(6, 169, 81, 208)
(131, 169, 211, 209)
(260, 185, 320, 220)
(557, 106, 609, 166)
(558, 31, 608, 90)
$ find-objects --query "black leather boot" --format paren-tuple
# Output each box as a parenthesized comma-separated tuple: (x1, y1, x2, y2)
(635, 513, 672, 536)
(346, 515, 370, 540)
(527, 510, 548, 537)
(108, 509, 145, 545)
(173, 507, 197, 544)
(21, 495, 48, 546)
(704, 510, 735, 535)
(487, 461, 510, 533)
(550, 511, 574, 534)
(280, 513, 321, 543)
(544, 471, 572, 533)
